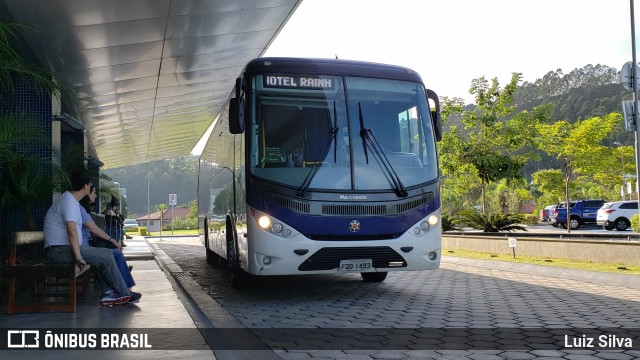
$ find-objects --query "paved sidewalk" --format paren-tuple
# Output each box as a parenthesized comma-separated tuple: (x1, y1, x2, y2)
(1, 236, 215, 360)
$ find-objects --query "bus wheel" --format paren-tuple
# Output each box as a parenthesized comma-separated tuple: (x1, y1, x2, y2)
(361, 272, 388, 283)
(206, 244, 216, 265)
(226, 228, 246, 288)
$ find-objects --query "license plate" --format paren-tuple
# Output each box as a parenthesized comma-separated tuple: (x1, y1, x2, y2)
(339, 259, 373, 271)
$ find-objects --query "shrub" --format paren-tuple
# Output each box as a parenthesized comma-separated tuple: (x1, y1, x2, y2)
(631, 214, 640, 232)
(441, 214, 461, 232)
(166, 216, 198, 230)
(138, 227, 147, 236)
(457, 210, 527, 232)
(522, 214, 539, 225)
(211, 221, 223, 231)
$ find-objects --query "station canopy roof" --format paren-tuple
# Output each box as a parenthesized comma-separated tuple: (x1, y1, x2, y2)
(2, 0, 301, 169)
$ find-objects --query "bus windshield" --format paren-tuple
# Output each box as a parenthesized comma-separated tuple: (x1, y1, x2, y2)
(249, 74, 438, 192)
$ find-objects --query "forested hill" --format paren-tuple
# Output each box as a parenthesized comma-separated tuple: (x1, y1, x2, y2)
(514, 64, 629, 123)
(103, 156, 200, 217)
(514, 64, 634, 180)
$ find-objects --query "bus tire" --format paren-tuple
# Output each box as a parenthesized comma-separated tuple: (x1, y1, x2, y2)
(226, 221, 247, 288)
(361, 272, 387, 282)
(203, 222, 217, 265)
(205, 240, 216, 265)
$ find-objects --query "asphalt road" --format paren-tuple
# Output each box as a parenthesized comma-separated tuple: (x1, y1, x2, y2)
(153, 237, 640, 360)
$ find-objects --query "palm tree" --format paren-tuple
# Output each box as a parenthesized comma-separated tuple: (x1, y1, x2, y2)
(156, 203, 168, 231)
(441, 213, 462, 232)
(457, 210, 527, 233)
(0, 112, 69, 229)
(0, 21, 65, 98)
(0, 21, 73, 230)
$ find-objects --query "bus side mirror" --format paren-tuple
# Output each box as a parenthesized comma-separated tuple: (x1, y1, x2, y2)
(229, 97, 244, 134)
(426, 89, 442, 142)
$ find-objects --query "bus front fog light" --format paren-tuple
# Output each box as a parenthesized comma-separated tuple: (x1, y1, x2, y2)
(258, 216, 271, 229)
(428, 215, 439, 226)
(283, 229, 292, 237)
(262, 256, 272, 265)
(420, 221, 430, 231)
(271, 223, 283, 233)
(428, 251, 438, 261)
(413, 227, 421, 235)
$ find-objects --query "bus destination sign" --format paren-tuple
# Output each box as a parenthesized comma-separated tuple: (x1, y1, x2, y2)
(264, 75, 335, 90)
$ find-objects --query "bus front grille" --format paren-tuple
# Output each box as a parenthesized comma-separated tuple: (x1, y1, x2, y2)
(396, 194, 432, 213)
(266, 193, 310, 213)
(265, 193, 433, 216)
(322, 204, 386, 215)
(298, 246, 406, 271)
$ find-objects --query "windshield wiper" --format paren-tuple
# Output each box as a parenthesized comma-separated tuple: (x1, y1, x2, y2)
(296, 104, 339, 197)
(357, 103, 408, 198)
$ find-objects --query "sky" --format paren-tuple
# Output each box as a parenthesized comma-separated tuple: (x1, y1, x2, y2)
(264, 0, 633, 104)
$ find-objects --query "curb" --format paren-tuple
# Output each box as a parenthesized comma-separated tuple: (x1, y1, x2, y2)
(146, 239, 280, 360)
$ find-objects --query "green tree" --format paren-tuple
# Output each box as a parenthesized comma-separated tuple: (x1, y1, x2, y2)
(535, 113, 621, 198)
(532, 169, 566, 202)
(188, 200, 198, 221)
(442, 73, 551, 214)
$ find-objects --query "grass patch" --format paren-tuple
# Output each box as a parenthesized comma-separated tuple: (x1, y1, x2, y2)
(443, 248, 640, 275)
(146, 229, 199, 236)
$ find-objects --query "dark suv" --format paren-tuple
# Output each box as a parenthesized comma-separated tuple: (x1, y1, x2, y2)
(549, 199, 606, 230)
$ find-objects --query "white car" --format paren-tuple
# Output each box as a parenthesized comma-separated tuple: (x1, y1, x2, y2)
(596, 201, 637, 231)
(123, 219, 139, 230)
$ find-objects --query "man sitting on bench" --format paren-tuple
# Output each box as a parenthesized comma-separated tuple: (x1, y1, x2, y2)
(43, 172, 135, 306)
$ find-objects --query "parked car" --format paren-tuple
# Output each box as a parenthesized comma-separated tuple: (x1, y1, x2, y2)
(549, 199, 606, 230)
(539, 204, 558, 224)
(210, 215, 225, 223)
(596, 201, 637, 231)
(123, 219, 139, 230)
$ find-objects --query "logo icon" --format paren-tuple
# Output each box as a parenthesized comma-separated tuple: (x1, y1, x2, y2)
(349, 220, 360, 232)
(7, 330, 39, 348)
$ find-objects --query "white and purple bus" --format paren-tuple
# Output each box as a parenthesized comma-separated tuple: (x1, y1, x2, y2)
(199, 58, 442, 287)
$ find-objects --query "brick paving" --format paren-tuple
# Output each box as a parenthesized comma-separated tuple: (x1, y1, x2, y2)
(153, 237, 640, 359)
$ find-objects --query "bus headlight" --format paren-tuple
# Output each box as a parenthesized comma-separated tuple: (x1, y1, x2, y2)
(420, 221, 430, 232)
(271, 222, 283, 233)
(428, 215, 439, 226)
(258, 216, 271, 229)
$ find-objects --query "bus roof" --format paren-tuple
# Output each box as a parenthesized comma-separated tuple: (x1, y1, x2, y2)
(244, 57, 425, 84)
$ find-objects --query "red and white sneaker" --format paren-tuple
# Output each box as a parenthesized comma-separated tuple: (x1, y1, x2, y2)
(99, 290, 131, 306)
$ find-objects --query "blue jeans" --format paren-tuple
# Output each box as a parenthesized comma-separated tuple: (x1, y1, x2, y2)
(47, 245, 130, 297)
(112, 249, 135, 288)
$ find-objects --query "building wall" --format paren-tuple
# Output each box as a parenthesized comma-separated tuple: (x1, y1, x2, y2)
(138, 220, 161, 233)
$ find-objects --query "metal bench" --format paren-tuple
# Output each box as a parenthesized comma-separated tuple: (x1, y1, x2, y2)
(7, 231, 90, 314)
